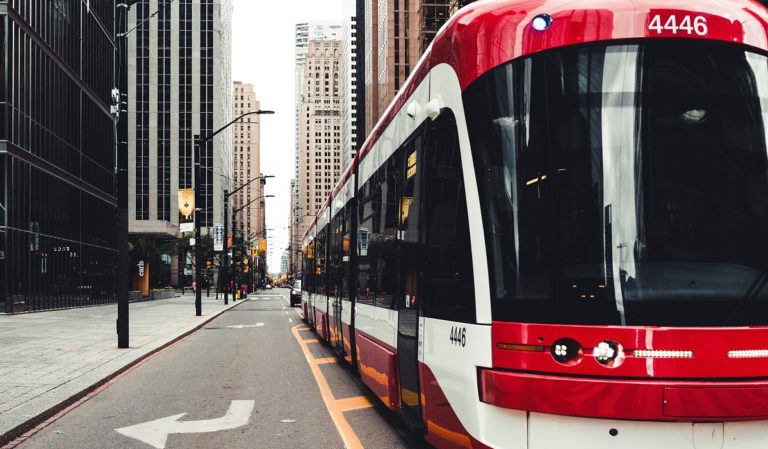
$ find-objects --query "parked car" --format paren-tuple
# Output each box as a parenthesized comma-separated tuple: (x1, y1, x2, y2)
(290, 281, 302, 307)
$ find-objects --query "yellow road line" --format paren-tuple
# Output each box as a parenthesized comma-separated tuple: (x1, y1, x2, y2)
(335, 395, 374, 412)
(303, 338, 320, 343)
(313, 357, 337, 365)
(291, 325, 365, 449)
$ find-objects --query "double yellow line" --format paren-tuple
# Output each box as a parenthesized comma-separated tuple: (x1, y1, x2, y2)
(291, 325, 374, 448)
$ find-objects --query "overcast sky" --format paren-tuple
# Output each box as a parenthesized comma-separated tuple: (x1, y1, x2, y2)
(231, 0, 348, 273)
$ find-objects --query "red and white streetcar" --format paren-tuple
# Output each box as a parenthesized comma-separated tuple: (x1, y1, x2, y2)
(302, 0, 768, 447)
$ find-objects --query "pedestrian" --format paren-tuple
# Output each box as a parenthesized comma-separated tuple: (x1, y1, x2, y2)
(191, 280, 197, 294)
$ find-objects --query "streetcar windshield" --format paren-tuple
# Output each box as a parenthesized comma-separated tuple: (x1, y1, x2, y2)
(464, 41, 768, 326)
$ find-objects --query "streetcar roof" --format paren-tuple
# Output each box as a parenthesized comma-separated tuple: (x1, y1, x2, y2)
(305, 0, 768, 237)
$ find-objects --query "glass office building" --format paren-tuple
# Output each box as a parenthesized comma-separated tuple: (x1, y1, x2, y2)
(127, 0, 233, 290)
(0, 1, 118, 313)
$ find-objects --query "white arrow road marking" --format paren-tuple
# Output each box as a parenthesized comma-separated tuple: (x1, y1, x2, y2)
(115, 400, 255, 449)
(226, 323, 265, 329)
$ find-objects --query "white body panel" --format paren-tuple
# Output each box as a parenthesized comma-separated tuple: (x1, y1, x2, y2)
(341, 299, 352, 325)
(527, 414, 768, 449)
(373, 307, 397, 349)
(422, 318, 499, 444)
(327, 297, 336, 320)
(354, 302, 398, 348)
(315, 293, 328, 313)
(354, 302, 376, 341)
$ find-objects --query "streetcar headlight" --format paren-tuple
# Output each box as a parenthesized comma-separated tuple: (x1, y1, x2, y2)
(532, 14, 553, 31)
(550, 338, 583, 365)
(594, 340, 624, 367)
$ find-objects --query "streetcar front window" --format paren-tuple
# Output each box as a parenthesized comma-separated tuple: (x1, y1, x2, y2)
(465, 41, 768, 326)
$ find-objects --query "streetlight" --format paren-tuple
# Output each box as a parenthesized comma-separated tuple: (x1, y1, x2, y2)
(194, 110, 274, 316)
(241, 227, 273, 293)
(115, 0, 149, 348)
(230, 195, 274, 299)
(222, 175, 273, 304)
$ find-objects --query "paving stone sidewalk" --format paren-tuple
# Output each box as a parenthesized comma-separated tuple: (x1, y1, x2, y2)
(0, 294, 242, 443)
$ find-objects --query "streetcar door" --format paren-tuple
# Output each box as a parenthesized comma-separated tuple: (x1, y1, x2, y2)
(397, 130, 425, 428)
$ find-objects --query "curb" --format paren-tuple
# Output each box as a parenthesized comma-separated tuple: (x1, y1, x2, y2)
(0, 298, 247, 448)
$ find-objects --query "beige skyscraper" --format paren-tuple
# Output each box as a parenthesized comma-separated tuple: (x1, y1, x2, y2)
(232, 82, 263, 242)
(297, 40, 344, 238)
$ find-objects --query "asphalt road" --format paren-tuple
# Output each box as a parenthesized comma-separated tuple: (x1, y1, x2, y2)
(13, 289, 415, 449)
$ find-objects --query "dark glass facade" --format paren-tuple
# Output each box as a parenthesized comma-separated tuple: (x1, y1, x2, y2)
(179, 0, 193, 190)
(200, 0, 214, 227)
(135, 1, 149, 220)
(0, 1, 118, 313)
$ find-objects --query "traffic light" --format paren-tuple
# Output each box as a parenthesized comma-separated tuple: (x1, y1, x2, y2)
(206, 259, 212, 269)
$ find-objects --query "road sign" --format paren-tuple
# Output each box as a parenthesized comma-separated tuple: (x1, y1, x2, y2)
(115, 400, 255, 449)
(213, 223, 224, 251)
(179, 222, 194, 233)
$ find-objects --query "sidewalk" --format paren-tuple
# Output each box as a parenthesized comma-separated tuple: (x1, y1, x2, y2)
(0, 294, 242, 444)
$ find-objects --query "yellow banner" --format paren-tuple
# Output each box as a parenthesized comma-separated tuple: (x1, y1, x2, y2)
(259, 239, 267, 254)
(178, 189, 195, 221)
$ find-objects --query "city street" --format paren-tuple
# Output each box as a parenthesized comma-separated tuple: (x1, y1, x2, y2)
(6, 1, 768, 448)
(7, 290, 417, 449)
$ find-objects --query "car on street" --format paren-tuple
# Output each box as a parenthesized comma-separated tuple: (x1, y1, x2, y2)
(290, 281, 302, 307)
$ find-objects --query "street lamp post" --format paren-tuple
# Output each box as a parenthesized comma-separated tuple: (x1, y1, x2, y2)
(231, 194, 273, 299)
(222, 175, 273, 305)
(193, 110, 274, 316)
(250, 227, 273, 290)
(232, 197, 273, 291)
(115, 0, 141, 348)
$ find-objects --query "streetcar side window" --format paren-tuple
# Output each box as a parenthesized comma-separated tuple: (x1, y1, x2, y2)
(356, 154, 401, 309)
(379, 152, 404, 307)
(399, 132, 425, 311)
(357, 125, 433, 310)
(421, 111, 476, 323)
(357, 166, 386, 306)
(315, 225, 328, 295)
(356, 178, 376, 305)
(329, 208, 347, 300)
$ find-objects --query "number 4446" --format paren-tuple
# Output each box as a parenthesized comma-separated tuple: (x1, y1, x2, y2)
(648, 15, 708, 36)
(450, 326, 466, 347)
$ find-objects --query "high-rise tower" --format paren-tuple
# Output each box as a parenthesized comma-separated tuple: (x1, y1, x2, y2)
(127, 0, 233, 288)
(232, 82, 263, 241)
